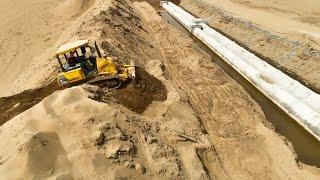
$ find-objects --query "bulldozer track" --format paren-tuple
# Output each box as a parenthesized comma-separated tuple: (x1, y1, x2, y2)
(87, 75, 122, 89)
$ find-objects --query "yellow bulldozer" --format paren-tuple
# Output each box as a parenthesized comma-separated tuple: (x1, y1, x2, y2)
(55, 40, 135, 87)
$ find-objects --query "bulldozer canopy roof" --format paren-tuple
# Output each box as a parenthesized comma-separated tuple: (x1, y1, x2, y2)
(56, 40, 89, 56)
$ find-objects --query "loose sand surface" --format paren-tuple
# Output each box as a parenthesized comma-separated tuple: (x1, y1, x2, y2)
(202, 0, 320, 47)
(0, 0, 320, 179)
(0, 0, 94, 96)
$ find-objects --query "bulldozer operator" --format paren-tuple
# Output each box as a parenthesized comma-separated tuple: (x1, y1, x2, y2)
(67, 49, 95, 77)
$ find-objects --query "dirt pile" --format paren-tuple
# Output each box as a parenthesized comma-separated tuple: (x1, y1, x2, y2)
(97, 0, 157, 66)
(0, 2, 209, 178)
(54, 0, 95, 18)
(0, 84, 206, 179)
(1, 0, 320, 179)
(106, 67, 167, 113)
(0, 66, 166, 125)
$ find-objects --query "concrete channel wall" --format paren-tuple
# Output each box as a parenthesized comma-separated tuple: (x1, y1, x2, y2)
(161, 1, 320, 141)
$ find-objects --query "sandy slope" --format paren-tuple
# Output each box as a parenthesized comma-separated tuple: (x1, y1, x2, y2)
(0, 0, 94, 97)
(0, 1, 210, 178)
(0, 66, 209, 179)
(0, 0, 320, 179)
(202, 0, 320, 48)
(0, 0, 64, 96)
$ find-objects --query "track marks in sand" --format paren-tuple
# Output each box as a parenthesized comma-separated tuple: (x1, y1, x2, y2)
(0, 0, 96, 96)
(0, 0, 65, 96)
(135, 1, 320, 179)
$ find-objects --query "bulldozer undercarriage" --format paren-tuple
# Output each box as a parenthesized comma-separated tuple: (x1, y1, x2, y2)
(87, 75, 122, 89)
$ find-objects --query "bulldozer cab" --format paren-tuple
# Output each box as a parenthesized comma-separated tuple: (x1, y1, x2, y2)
(56, 40, 135, 86)
(56, 40, 97, 76)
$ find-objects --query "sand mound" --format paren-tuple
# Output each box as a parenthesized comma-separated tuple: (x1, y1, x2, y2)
(0, 66, 166, 126)
(0, 84, 207, 179)
(55, 0, 95, 18)
(1, 0, 320, 179)
(0, 87, 95, 179)
(0, 131, 72, 179)
(24, 132, 72, 179)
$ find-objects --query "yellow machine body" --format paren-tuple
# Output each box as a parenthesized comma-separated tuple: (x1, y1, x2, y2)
(61, 68, 86, 83)
(55, 40, 135, 86)
(96, 57, 117, 76)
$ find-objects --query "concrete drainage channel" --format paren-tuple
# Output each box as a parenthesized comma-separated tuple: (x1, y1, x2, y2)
(160, 2, 320, 166)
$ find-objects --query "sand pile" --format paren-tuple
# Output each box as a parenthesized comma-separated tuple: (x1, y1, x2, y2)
(54, 0, 95, 18)
(106, 67, 167, 113)
(1, 0, 320, 179)
(0, 81, 209, 179)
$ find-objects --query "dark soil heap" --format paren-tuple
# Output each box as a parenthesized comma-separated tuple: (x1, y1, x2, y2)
(109, 67, 167, 113)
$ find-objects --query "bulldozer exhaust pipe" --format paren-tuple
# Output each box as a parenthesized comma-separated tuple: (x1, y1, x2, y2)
(95, 41, 102, 58)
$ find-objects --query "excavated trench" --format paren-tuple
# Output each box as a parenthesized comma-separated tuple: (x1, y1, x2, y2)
(100, 67, 167, 113)
(160, 11, 320, 167)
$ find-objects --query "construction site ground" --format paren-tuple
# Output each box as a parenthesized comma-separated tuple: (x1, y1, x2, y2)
(0, 0, 320, 179)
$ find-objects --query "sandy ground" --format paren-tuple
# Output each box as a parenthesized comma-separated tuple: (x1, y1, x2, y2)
(0, 0, 64, 96)
(0, 0, 95, 97)
(0, 0, 320, 179)
(201, 0, 320, 47)
(135, 2, 320, 179)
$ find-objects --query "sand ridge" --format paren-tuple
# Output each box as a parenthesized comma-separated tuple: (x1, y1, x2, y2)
(0, 0, 320, 179)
